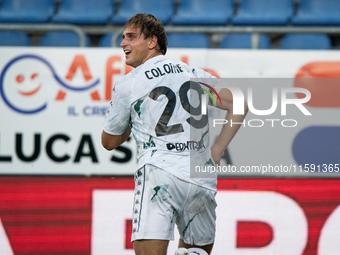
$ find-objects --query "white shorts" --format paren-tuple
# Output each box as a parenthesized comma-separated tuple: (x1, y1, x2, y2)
(131, 164, 217, 246)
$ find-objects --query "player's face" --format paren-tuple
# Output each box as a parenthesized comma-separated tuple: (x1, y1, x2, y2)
(121, 26, 151, 68)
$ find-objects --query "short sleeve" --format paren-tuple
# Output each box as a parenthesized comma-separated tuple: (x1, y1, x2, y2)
(190, 67, 221, 105)
(103, 83, 131, 135)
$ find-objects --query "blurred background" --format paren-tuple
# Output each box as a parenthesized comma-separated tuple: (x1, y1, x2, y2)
(0, 1, 340, 255)
(0, 0, 340, 49)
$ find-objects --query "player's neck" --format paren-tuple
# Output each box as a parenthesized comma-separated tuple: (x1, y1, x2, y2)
(141, 51, 163, 65)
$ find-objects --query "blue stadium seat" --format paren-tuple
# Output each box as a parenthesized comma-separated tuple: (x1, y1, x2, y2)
(232, 0, 294, 25)
(279, 34, 332, 50)
(220, 33, 271, 49)
(99, 33, 123, 47)
(167, 33, 210, 48)
(52, 0, 113, 25)
(39, 31, 91, 47)
(171, 0, 233, 25)
(0, 0, 54, 23)
(0, 31, 31, 46)
(291, 0, 340, 26)
(112, 0, 173, 25)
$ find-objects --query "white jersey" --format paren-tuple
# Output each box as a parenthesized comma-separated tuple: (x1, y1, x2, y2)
(103, 55, 217, 190)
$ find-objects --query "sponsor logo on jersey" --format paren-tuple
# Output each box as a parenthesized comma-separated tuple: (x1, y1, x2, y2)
(166, 140, 205, 151)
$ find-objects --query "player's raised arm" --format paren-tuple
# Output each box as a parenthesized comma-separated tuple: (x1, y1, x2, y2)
(101, 125, 131, 151)
(211, 88, 248, 166)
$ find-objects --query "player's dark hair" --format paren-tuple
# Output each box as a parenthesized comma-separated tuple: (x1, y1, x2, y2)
(125, 13, 168, 55)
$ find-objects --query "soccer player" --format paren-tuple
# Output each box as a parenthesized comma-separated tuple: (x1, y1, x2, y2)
(102, 13, 247, 255)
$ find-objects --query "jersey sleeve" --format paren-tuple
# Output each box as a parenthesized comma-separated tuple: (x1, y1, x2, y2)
(190, 67, 222, 106)
(103, 82, 131, 135)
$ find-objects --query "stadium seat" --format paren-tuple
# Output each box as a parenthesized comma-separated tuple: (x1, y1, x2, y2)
(279, 34, 332, 50)
(52, 0, 113, 25)
(291, 0, 340, 26)
(220, 33, 271, 49)
(39, 31, 91, 47)
(232, 0, 294, 26)
(99, 33, 123, 47)
(0, 0, 54, 23)
(167, 33, 211, 48)
(0, 31, 31, 46)
(112, 0, 173, 25)
(171, 0, 233, 26)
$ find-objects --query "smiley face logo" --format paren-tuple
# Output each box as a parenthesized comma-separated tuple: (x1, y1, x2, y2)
(0, 56, 51, 114)
(0, 54, 100, 114)
(16, 73, 42, 97)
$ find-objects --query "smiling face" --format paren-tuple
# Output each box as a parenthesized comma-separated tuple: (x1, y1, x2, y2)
(120, 26, 160, 68)
(16, 72, 42, 96)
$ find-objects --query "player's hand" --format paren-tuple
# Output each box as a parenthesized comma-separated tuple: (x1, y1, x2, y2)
(211, 145, 222, 167)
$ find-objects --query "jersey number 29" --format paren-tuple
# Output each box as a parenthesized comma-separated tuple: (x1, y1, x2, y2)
(149, 81, 208, 137)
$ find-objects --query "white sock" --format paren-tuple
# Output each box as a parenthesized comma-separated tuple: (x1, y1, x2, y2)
(187, 247, 209, 255)
(174, 247, 189, 255)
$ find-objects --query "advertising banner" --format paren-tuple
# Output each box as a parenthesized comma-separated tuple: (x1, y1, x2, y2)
(0, 47, 339, 254)
(0, 177, 339, 255)
(0, 48, 339, 176)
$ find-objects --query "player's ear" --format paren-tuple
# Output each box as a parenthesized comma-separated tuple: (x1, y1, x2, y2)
(148, 35, 158, 50)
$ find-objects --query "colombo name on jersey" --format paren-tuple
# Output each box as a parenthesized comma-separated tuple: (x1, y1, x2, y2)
(103, 55, 217, 191)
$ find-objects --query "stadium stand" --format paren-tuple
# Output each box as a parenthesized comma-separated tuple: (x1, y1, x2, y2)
(39, 31, 91, 47)
(0, 30, 31, 46)
(171, 0, 233, 26)
(279, 33, 332, 49)
(291, 0, 340, 26)
(0, 0, 55, 23)
(52, 0, 114, 25)
(232, 0, 294, 26)
(0, 0, 339, 48)
(99, 32, 123, 47)
(220, 33, 271, 49)
(111, 0, 174, 25)
(167, 33, 211, 48)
